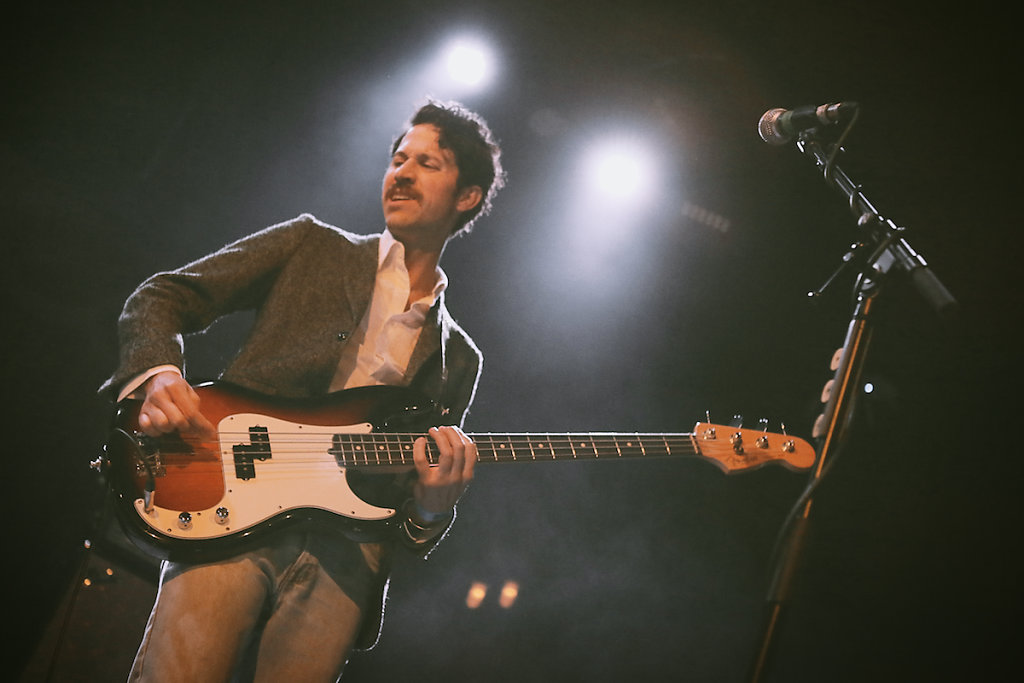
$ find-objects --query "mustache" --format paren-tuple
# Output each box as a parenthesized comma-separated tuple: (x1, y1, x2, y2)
(385, 183, 420, 201)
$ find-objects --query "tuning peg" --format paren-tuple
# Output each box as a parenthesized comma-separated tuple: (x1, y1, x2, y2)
(756, 418, 770, 448)
(729, 414, 743, 428)
(700, 412, 717, 440)
(730, 430, 745, 454)
(778, 422, 796, 452)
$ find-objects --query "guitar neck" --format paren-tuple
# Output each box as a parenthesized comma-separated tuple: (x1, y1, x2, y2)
(330, 425, 814, 473)
(332, 432, 698, 467)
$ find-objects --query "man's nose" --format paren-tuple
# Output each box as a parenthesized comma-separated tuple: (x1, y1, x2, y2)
(393, 161, 415, 182)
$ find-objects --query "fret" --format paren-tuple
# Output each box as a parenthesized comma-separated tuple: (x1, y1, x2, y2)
(351, 434, 366, 466)
(393, 433, 407, 465)
(484, 435, 499, 462)
(493, 438, 509, 464)
(532, 436, 553, 460)
(362, 433, 376, 465)
(366, 433, 380, 465)
(395, 434, 409, 465)
(366, 433, 377, 465)
(401, 435, 415, 464)
(370, 435, 382, 466)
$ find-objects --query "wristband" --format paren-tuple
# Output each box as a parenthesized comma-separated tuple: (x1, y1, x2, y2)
(410, 499, 453, 526)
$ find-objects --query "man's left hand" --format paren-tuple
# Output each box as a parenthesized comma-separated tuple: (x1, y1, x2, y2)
(411, 426, 476, 523)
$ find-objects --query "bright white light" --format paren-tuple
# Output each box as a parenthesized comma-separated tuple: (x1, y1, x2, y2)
(584, 137, 658, 206)
(443, 38, 495, 89)
(864, 382, 875, 394)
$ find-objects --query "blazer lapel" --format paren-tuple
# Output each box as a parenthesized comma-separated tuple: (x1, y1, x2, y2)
(340, 237, 380, 326)
(405, 295, 444, 383)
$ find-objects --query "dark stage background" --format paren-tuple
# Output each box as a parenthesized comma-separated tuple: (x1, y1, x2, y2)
(5, 2, 1016, 681)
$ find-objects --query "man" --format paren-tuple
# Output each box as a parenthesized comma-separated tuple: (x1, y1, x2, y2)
(100, 100, 505, 681)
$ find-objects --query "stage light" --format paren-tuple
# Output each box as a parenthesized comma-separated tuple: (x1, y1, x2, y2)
(499, 581, 520, 609)
(443, 38, 495, 89)
(466, 581, 488, 609)
(584, 135, 658, 207)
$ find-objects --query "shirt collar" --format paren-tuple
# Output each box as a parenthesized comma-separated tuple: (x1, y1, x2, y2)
(379, 229, 448, 304)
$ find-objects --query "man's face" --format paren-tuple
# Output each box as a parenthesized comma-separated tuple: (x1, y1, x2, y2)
(381, 123, 480, 250)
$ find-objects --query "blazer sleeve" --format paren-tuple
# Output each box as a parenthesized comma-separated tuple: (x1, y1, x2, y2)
(98, 215, 322, 400)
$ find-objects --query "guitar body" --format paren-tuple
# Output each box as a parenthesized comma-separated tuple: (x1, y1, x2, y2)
(105, 381, 435, 561)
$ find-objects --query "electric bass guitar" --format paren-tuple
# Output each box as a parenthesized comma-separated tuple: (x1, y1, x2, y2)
(98, 381, 816, 560)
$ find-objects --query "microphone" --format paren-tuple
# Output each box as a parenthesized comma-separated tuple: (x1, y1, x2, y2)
(758, 101, 858, 145)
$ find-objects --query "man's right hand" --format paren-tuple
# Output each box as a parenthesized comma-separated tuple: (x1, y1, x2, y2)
(138, 371, 217, 438)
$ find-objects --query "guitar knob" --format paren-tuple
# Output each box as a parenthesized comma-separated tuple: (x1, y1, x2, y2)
(215, 507, 230, 525)
(177, 512, 193, 531)
(821, 379, 834, 403)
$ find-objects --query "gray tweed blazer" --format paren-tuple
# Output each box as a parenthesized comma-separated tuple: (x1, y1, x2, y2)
(100, 213, 482, 426)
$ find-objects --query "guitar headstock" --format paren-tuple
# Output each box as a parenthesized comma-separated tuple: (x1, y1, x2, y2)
(693, 423, 816, 473)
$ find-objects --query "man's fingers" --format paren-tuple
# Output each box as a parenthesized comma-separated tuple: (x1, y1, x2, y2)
(139, 374, 214, 437)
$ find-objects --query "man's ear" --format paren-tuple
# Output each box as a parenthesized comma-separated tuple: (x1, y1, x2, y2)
(455, 185, 483, 214)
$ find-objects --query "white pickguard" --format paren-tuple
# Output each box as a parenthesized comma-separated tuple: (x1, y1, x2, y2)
(134, 413, 396, 540)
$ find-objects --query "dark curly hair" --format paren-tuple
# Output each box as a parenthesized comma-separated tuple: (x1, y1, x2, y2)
(392, 100, 506, 235)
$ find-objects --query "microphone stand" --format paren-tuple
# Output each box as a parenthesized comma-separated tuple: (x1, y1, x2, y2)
(747, 131, 957, 682)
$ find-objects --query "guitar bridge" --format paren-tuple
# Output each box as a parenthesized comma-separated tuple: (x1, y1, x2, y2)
(135, 433, 166, 477)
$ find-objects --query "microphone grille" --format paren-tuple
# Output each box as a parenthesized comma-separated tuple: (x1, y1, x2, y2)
(757, 108, 789, 145)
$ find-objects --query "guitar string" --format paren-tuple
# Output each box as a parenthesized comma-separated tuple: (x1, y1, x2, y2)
(145, 434, 704, 461)
(131, 433, 803, 463)
(116, 439, 804, 480)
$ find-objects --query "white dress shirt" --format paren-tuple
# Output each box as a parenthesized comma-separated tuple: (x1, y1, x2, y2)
(329, 229, 446, 391)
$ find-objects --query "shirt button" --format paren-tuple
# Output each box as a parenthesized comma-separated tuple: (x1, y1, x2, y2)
(337, 331, 349, 341)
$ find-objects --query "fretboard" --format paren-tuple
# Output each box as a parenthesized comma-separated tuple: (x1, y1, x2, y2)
(329, 432, 698, 467)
